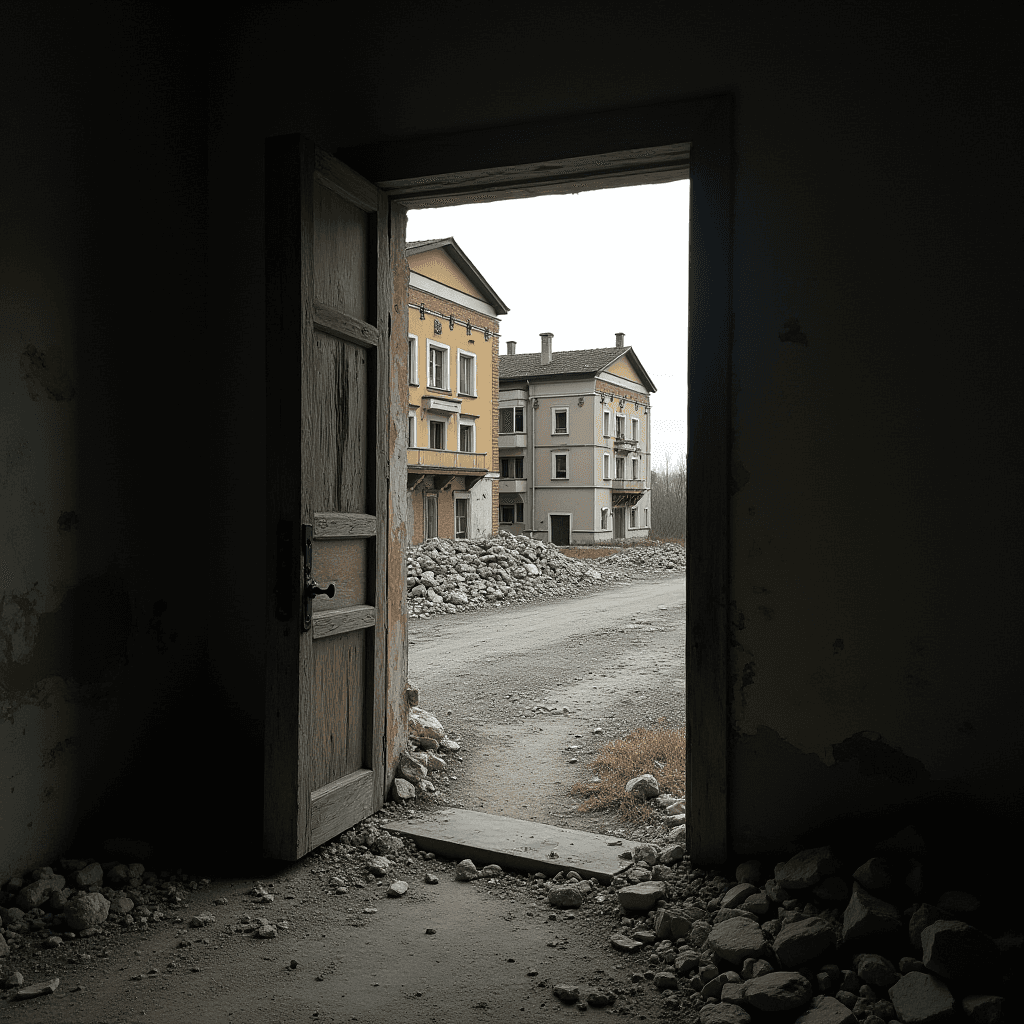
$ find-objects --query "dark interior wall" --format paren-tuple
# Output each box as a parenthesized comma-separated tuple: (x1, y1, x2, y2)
(2, 0, 1020, 878)
(0, 3, 221, 875)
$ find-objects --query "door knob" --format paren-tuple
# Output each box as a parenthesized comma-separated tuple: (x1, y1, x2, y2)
(306, 581, 336, 599)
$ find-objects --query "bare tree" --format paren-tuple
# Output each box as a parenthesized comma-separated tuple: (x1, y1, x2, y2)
(650, 451, 687, 542)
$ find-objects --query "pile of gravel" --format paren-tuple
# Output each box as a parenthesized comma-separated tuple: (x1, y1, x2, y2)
(406, 533, 685, 618)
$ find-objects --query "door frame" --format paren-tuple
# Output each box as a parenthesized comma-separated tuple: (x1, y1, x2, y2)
(338, 95, 732, 864)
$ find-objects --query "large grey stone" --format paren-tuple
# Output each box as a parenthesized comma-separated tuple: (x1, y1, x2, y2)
(888, 971, 956, 1024)
(616, 880, 666, 913)
(842, 882, 900, 942)
(774, 916, 837, 966)
(409, 707, 445, 740)
(852, 857, 892, 890)
(920, 920, 998, 983)
(398, 752, 427, 782)
(391, 777, 416, 801)
(775, 847, 837, 890)
(793, 995, 858, 1024)
(659, 844, 686, 865)
(454, 859, 479, 881)
(853, 953, 897, 989)
(63, 891, 110, 931)
(70, 863, 103, 889)
(707, 917, 769, 964)
(721, 883, 758, 909)
(909, 904, 949, 952)
(548, 884, 584, 909)
(624, 774, 660, 800)
(698, 1004, 752, 1024)
(654, 905, 700, 940)
(744, 971, 815, 1011)
(14, 875, 65, 910)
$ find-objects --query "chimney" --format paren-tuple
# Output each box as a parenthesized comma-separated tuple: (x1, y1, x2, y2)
(615, 332, 625, 349)
(506, 340, 516, 355)
(540, 332, 553, 365)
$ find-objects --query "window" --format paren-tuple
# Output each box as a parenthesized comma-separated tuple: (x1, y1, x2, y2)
(615, 415, 625, 439)
(408, 413, 416, 448)
(631, 416, 639, 441)
(429, 420, 445, 450)
(615, 456, 625, 478)
(603, 452, 610, 479)
(459, 422, 474, 452)
(500, 456, 524, 478)
(425, 494, 438, 539)
(630, 507, 637, 529)
(516, 503, 524, 523)
(603, 409, 611, 436)
(458, 352, 475, 395)
(500, 406, 525, 433)
(553, 408, 568, 434)
(428, 344, 448, 390)
(553, 453, 567, 479)
(408, 335, 418, 385)
(601, 508, 609, 530)
(645, 507, 649, 527)
(499, 505, 515, 524)
(631, 456, 639, 480)
(455, 498, 468, 539)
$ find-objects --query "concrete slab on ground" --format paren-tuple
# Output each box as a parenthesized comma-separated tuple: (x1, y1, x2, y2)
(382, 808, 644, 882)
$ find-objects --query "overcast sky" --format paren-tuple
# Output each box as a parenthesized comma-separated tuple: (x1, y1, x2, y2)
(406, 179, 690, 469)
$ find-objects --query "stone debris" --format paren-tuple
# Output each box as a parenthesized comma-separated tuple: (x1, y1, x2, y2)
(406, 534, 685, 618)
(625, 774, 661, 800)
(387, 881, 409, 898)
(12, 977, 60, 1000)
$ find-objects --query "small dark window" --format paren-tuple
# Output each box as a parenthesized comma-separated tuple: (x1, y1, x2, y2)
(514, 407, 524, 431)
(499, 408, 513, 433)
(555, 454, 567, 479)
(554, 410, 567, 434)
(429, 421, 445, 450)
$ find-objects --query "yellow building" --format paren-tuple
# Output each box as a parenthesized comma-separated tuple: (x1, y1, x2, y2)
(406, 238, 509, 544)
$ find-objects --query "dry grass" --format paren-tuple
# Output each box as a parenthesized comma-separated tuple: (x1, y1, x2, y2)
(569, 723, 686, 826)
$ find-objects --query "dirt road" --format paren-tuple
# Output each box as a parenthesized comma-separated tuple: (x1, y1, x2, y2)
(409, 575, 686, 833)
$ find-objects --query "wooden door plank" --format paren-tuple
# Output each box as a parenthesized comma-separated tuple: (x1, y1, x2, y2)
(311, 605, 376, 639)
(313, 301, 380, 349)
(309, 631, 365, 791)
(309, 769, 376, 848)
(314, 148, 379, 212)
(314, 512, 377, 538)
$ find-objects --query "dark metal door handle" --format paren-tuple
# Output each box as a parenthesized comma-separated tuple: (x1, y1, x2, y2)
(306, 581, 336, 599)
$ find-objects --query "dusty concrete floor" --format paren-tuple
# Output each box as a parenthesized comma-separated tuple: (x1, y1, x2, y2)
(3, 573, 697, 1023)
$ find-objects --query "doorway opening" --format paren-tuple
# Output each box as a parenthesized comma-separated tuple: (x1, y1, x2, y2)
(334, 95, 731, 864)
(393, 177, 691, 858)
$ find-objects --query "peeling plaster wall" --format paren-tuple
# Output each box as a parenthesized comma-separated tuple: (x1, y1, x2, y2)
(2, 1, 1020, 879)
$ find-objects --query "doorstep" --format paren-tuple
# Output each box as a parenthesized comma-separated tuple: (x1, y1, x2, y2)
(381, 808, 642, 883)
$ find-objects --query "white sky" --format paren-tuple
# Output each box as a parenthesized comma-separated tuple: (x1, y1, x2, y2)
(406, 179, 689, 470)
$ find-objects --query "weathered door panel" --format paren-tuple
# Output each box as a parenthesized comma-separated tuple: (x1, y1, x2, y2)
(264, 135, 394, 861)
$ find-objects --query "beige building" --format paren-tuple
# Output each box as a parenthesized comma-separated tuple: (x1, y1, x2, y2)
(406, 238, 509, 544)
(498, 332, 656, 544)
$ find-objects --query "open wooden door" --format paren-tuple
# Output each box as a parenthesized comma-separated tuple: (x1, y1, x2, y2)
(263, 134, 400, 860)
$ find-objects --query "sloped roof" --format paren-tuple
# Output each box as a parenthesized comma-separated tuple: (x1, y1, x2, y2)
(499, 346, 656, 393)
(406, 237, 510, 315)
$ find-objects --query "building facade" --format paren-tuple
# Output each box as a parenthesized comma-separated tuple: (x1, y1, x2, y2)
(498, 332, 656, 544)
(406, 238, 509, 544)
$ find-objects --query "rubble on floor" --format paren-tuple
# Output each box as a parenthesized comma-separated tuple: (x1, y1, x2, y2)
(406, 533, 685, 617)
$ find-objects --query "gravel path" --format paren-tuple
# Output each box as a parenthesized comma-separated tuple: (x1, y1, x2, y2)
(408, 572, 686, 842)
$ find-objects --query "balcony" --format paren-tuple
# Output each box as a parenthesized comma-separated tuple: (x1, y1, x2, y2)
(498, 432, 528, 449)
(499, 478, 528, 493)
(613, 434, 641, 452)
(407, 447, 487, 474)
(610, 477, 646, 492)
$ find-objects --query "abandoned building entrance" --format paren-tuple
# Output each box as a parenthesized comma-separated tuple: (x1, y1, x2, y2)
(263, 96, 731, 866)
(613, 507, 626, 540)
